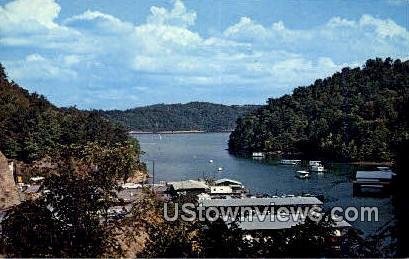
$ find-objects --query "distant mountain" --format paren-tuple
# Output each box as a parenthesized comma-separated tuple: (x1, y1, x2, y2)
(229, 58, 409, 162)
(100, 102, 261, 132)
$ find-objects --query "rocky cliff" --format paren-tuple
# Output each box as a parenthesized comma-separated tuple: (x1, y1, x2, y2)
(0, 152, 20, 210)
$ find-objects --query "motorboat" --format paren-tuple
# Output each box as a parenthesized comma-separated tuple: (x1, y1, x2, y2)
(309, 161, 325, 172)
(252, 152, 265, 157)
(311, 165, 325, 172)
(309, 161, 321, 166)
(296, 170, 310, 179)
(280, 159, 301, 165)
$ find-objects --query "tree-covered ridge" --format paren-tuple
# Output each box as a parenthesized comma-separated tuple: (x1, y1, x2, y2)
(229, 58, 409, 162)
(0, 64, 137, 162)
(0, 63, 145, 257)
(100, 102, 260, 132)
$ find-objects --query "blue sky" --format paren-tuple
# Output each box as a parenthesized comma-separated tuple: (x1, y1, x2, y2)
(1, 0, 408, 109)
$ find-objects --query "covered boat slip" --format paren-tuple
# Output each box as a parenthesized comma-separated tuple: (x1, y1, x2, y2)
(199, 196, 322, 208)
(355, 170, 394, 180)
(199, 196, 324, 231)
(353, 170, 394, 194)
(234, 214, 351, 231)
(202, 196, 350, 232)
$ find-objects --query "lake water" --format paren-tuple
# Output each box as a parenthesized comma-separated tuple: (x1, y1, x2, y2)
(135, 132, 395, 237)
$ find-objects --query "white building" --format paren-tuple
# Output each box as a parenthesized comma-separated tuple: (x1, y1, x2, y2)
(210, 185, 233, 194)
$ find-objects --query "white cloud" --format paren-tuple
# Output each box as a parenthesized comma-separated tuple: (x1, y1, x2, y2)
(5, 53, 77, 81)
(64, 10, 134, 35)
(359, 14, 408, 38)
(147, 0, 196, 28)
(224, 14, 409, 61)
(0, 0, 408, 108)
(0, 0, 60, 33)
(386, 0, 409, 6)
(25, 53, 46, 62)
(224, 17, 269, 40)
(63, 55, 82, 66)
(327, 17, 356, 28)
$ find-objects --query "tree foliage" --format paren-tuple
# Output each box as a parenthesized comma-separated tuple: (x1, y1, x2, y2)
(0, 63, 135, 162)
(100, 102, 260, 132)
(0, 63, 144, 257)
(229, 58, 409, 161)
(0, 141, 142, 257)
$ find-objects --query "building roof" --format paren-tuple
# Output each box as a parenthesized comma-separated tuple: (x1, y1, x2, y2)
(237, 214, 303, 230)
(200, 196, 322, 207)
(169, 180, 209, 191)
(235, 215, 351, 230)
(121, 183, 142, 189)
(30, 176, 45, 182)
(117, 188, 142, 203)
(333, 219, 352, 228)
(214, 178, 242, 186)
(24, 185, 41, 193)
(376, 166, 391, 171)
(356, 171, 393, 180)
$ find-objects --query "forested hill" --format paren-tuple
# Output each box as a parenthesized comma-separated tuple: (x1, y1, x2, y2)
(229, 58, 409, 162)
(0, 63, 138, 162)
(100, 102, 260, 132)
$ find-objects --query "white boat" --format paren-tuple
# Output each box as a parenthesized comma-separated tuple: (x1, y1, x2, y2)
(218, 167, 224, 171)
(209, 159, 214, 163)
(309, 161, 325, 172)
(252, 152, 265, 157)
(296, 170, 310, 179)
(280, 159, 301, 165)
(311, 165, 325, 172)
(309, 161, 322, 166)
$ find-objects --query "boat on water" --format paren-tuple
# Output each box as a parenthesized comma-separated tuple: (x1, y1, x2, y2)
(309, 161, 325, 172)
(296, 170, 310, 179)
(311, 165, 325, 172)
(280, 159, 301, 165)
(218, 167, 224, 171)
(309, 161, 321, 166)
(209, 159, 214, 163)
(252, 152, 265, 158)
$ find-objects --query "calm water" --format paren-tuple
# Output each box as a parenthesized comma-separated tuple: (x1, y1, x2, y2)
(135, 132, 395, 236)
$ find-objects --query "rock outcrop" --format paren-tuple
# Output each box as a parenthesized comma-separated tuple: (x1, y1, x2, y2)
(0, 152, 20, 210)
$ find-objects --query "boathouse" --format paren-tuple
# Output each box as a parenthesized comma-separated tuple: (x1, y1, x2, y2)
(168, 180, 209, 195)
(353, 170, 394, 194)
(213, 178, 245, 194)
(199, 196, 322, 209)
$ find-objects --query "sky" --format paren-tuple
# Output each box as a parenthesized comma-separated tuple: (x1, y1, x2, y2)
(1, 0, 408, 109)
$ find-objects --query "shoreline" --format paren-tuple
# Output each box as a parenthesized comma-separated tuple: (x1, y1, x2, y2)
(231, 152, 393, 166)
(129, 130, 233, 134)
